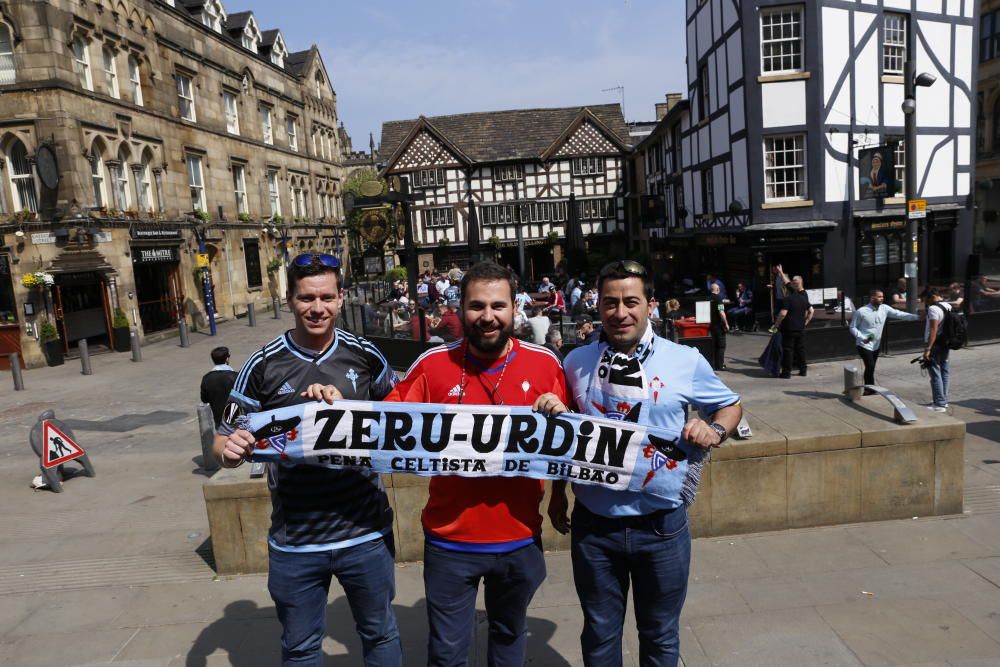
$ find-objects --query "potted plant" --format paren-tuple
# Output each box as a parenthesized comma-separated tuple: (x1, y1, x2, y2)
(238, 212, 253, 223)
(112, 307, 131, 352)
(194, 208, 211, 223)
(266, 257, 282, 275)
(38, 319, 64, 367)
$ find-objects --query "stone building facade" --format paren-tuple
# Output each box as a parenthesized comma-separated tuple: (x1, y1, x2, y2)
(0, 0, 347, 368)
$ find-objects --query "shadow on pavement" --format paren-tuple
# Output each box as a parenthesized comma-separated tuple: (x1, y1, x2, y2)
(185, 596, 569, 666)
(60, 410, 188, 432)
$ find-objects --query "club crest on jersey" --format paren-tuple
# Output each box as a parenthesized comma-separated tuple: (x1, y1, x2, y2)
(252, 415, 302, 459)
(346, 368, 359, 393)
(641, 433, 687, 487)
(590, 401, 642, 422)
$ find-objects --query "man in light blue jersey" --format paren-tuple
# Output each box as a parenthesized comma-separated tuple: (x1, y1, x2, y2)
(849, 288, 918, 391)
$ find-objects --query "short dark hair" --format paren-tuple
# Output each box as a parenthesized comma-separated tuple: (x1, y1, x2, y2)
(460, 261, 516, 305)
(286, 260, 341, 294)
(210, 346, 230, 365)
(870, 288, 884, 297)
(924, 287, 941, 300)
(597, 260, 653, 298)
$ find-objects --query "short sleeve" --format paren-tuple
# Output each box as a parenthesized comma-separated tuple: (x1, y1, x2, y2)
(690, 353, 741, 416)
(218, 359, 264, 436)
(362, 339, 397, 400)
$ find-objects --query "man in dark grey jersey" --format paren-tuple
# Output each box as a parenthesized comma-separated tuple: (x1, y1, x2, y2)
(213, 254, 400, 666)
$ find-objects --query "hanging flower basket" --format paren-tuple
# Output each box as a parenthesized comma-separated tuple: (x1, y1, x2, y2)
(21, 272, 54, 288)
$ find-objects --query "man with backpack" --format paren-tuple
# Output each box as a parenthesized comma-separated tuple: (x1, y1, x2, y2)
(923, 288, 961, 412)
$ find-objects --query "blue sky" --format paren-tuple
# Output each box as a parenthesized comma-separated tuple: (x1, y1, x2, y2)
(238, 0, 688, 150)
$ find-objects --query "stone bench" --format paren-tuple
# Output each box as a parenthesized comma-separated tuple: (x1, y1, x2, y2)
(203, 396, 964, 574)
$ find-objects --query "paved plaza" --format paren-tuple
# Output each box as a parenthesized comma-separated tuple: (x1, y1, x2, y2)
(1, 316, 999, 666)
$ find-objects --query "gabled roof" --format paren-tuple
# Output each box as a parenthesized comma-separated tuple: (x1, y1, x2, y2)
(224, 11, 252, 31)
(633, 99, 690, 153)
(260, 29, 281, 48)
(285, 49, 310, 76)
(178, 0, 206, 10)
(379, 104, 630, 167)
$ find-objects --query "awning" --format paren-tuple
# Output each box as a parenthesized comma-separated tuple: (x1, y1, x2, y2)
(47, 248, 117, 274)
(741, 220, 838, 232)
(853, 203, 964, 219)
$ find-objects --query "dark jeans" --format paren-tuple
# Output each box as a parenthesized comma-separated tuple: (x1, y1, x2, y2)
(423, 540, 546, 667)
(267, 536, 401, 667)
(709, 325, 727, 370)
(857, 346, 880, 386)
(928, 345, 951, 407)
(571, 503, 691, 667)
(781, 330, 806, 376)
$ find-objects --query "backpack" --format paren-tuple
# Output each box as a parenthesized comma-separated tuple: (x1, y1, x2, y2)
(931, 303, 967, 350)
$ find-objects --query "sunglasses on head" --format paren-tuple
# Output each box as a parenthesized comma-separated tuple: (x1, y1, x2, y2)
(599, 259, 648, 278)
(291, 253, 341, 269)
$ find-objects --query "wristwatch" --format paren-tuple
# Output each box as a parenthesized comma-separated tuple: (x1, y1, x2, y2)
(709, 422, 728, 444)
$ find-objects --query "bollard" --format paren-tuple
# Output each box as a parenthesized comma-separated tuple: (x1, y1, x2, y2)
(272, 297, 281, 319)
(843, 365, 863, 402)
(130, 329, 142, 362)
(178, 320, 190, 348)
(79, 339, 93, 375)
(197, 403, 219, 473)
(247, 302, 257, 327)
(10, 352, 24, 391)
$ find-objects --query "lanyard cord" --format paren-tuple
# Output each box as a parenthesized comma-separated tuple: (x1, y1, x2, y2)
(457, 340, 511, 406)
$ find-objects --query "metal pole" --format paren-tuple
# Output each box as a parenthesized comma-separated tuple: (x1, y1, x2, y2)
(401, 180, 426, 343)
(247, 302, 257, 327)
(79, 339, 92, 375)
(10, 353, 24, 391)
(272, 297, 281, 319)
(904, 49, 919, 313)
(196, 229, 218, 336)
(130, 329, 142, 362)
(513, 182, 526, 281)
(178, 319, 190, 348)
(197, 403, 219, 473)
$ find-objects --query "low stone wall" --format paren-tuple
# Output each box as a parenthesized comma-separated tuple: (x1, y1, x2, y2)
(203, 396, 964, 574)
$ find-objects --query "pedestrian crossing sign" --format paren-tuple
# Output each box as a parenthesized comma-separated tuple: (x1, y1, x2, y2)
(41, 420, 85, 469)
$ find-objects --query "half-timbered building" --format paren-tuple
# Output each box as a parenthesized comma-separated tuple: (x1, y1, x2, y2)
(648, 0, 976, 301)
(378, 105, 630, 278)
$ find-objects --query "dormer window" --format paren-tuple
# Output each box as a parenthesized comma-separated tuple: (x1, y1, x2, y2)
(241, 31, 256, 53)
(241, 15, 261, 54)
(314, 72, 323, 99)
(201, 0, 225, 33)
(270, 33, 287, 68)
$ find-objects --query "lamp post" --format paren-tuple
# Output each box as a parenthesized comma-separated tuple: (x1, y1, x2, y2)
(901, 44, 937, 313)
(194, 222, 217, 336)
(511, 181, 526, 281)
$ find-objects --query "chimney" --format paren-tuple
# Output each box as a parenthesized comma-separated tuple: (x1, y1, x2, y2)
(655, 93, 684, 120)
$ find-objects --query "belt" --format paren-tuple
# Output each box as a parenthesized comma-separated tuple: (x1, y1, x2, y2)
(576, 502, 680, 528)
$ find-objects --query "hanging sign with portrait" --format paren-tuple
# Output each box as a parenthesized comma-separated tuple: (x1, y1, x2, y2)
(858, 145, 898, 200)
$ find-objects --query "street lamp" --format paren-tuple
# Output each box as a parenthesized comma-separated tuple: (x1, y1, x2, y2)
(901, 55, 937, 313)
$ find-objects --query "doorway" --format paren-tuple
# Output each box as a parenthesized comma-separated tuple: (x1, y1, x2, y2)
(53, 272, 111, 353)
(133, 259, 182, 333)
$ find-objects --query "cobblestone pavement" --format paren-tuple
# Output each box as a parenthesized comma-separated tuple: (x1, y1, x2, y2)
(1, 317, 998, 665)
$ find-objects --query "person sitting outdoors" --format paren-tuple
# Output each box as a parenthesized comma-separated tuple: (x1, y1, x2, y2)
(576, 314, 600, 345)
(971, 275, 1000, 312)
(526, 306, 551, 345)
(429, 300, 462, 341)
(890, 277, 909, 309)
(726, 282, 754, 331)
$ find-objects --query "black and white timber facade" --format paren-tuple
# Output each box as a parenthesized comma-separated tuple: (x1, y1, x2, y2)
(379, 105, 630, 276)
(636, 0, 977, 300)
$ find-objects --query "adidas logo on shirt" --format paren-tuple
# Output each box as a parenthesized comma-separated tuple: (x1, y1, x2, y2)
(277, 382, 295, 395)
(447, 384, 463, 398)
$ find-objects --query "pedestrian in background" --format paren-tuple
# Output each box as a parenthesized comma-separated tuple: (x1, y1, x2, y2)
(923, 288, 953, 411)
(199, 346, 236, 428)
(709, 283, 729, 370)
(772, 275, 813, 378)
(849, 289, 918, 392)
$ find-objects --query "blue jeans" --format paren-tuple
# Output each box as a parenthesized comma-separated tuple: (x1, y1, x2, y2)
(928, 345, 950, 407)
(423, 540, 546, 667)
(571, 503, 691, 667)
(267, 536, 401, 666)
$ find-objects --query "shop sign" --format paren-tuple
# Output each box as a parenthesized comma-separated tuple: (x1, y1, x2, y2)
(94, 232, 113, 243)
(31, 232, 56, 244)
(863, 219, 906, 232)
(858, 145, 898, 199)
(134, 247, 179, 263)
(130, 227, 182, 240)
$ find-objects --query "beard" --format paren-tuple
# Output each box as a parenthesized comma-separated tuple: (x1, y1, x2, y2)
(464, 318, 514, 355)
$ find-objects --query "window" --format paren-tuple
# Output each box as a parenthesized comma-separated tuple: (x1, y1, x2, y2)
(138, 156, 154, 212)
(314, 72, 323, 99)
(90, 151, 106, 208)
(414, 168, 445, 188)
(699, 64, 710, 120)
(993, 103, 1000, 154)
(102, 47, 119, 98)
(888, 136, 905, 196)
(286, 116, 298, 151)
(981, 11, 1000, 63)
(224, 91, 239, 135)
(494, 164, 523, 182)
(270, 37, 286, 68)
(113, 148, 131, 209)
(480, 203, 519, 226)
(579, 198, 616, 220)
(243, 238, 262, 289)
(8, 139, 38, 212)
(978, 93, 986, 153)
(267, 169, 280, 217)
(571, 157, 605, 176)
(526, 200, 567, 223)
(127, 55, 143, 106)
(674, 182, 685, 223)
(763, 135, 807, 201)
(242, 32, 257, 53)
(760, 6, 803, 74)
(232, 164, 248, 214)
(0, 23, 14, 85)
(424, 207, 455, 228)
(72, 37, 92, 91)
(176, 73, 195, 121)
(201, 0, 224, 32)
(187, 154, 206, 211)
(883, 14, 907, 76)
(259, 106, 273, 145)
(701, 169, 714, 216)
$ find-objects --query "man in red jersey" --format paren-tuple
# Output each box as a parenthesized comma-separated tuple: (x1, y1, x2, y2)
(386, 261, 568, 667)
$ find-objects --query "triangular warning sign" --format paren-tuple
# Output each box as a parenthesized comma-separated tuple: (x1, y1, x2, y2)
(41, 421, 85, 469)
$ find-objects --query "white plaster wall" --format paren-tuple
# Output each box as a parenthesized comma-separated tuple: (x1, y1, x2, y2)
(823, 7, 852, 126)
(917, 135, 954, 198)
(730, 86, 745, 134)
(713, 163, 725, 212)
(699, 125, 711, 163)
(696, 6, 712, 62)
(883, 0, 910, 10)
(957, 135, 970, 166)
(946, 0, 962, 16)
(761, 81, 806, 128)
(711, 112, 729, 158)
(727, 31, 743, 84)
(825, 132, 849, 203)
(731, 138, 749, 203)
(883, 82, 905, 128)
(917, 0, 943, 13)
(953, 23, 974, 129)
(916, 19, 953, 128)
(854, 13, 880, 128)
(721, 0, 738, 30)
